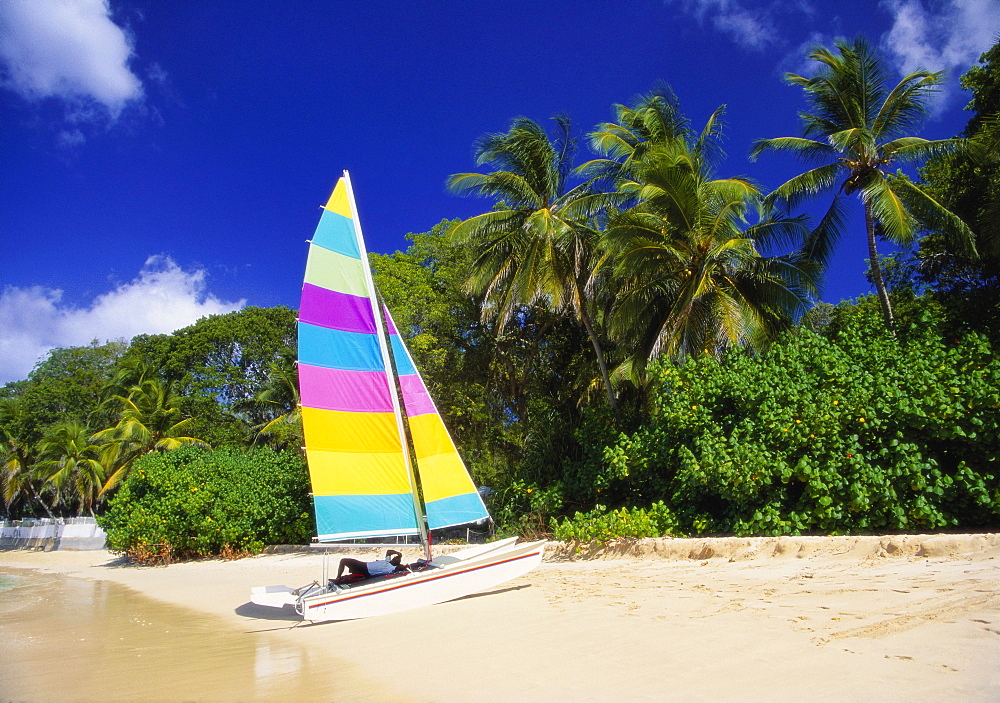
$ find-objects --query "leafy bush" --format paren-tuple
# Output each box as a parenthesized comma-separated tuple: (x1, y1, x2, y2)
(551, 501, 680, 544)
(486, 480, 565, 539)
(98, 446, 313, 563)
(585, 299, 1000, 537)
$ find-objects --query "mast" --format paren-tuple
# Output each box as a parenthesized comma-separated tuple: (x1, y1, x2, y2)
(341, 170, 432, 561)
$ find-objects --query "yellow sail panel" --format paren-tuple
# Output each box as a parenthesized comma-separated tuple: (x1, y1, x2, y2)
(407, 413, 454, 459)
(324, 178, 352, 218)
(415, 452, 478, 504)
(407, 414, 478, 502)
(306, 449, 413, 495)
(301, 407, 400, 453)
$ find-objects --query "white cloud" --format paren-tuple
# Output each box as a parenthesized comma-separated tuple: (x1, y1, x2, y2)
(0, 0, 143, 117)
(0, 256, 245, 385)
(710, 6, 777, 50)
(667, 0, 781, 51)
(880, 0, 1000, 106)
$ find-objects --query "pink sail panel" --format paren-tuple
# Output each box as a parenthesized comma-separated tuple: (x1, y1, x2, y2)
(298, 364, 393, 413)
(399, 374, 436, 417)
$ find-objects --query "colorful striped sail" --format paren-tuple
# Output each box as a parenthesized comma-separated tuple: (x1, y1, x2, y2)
(299, 172, 489, 542)
(298, 175, 419, 541)
(385, 309, 490, 530)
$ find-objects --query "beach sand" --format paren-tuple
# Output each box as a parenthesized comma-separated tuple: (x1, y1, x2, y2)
(2, 534, 999, 702)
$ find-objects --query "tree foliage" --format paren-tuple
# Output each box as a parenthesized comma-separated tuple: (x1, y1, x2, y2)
(448, 116, 618, 407)
(585, 298, 1000, 536)
(919, 39, 1000, 292)
(373, 222, 598, 495)
(94, 377, 209, 493)
(15, 340, 127, 435)
(98, 446, 312, 563)
(605, 117, 815, 379)
(752, 36, 974, 330)
(35, 420, 106, 516)
(124, 306, 297, 446)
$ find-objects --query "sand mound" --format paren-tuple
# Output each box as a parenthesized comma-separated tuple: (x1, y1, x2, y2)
(549, 532, 1000, 562)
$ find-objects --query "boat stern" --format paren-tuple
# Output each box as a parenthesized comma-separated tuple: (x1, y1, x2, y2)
(250, 584, 300, 609)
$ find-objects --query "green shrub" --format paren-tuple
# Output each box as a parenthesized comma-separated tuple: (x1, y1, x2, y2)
(486, 480, 565, 539)
(551, 501, 680, 544)
(591, 299, 1000, 536)
(98, 446, 313, 563)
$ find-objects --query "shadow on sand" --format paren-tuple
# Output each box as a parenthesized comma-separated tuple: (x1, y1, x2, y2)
(451, 583, 531, 602)
(235, 602, 301, 621)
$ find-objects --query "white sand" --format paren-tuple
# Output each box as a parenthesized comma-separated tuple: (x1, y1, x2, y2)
(3, 534, 1000, 702)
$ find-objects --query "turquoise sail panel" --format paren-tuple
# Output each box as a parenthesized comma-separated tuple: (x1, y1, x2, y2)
(312, 209, 361, 258)
(424, 493, 490, 531)
(298, 322, 383, 372)
(313, 494, 421, 540)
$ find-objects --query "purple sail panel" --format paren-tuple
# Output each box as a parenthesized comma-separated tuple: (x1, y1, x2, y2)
(382, 305, 399, 336)
(399, 374, 436, 417)
(299, 283, 376, 334)
(299, 364, 393, 412)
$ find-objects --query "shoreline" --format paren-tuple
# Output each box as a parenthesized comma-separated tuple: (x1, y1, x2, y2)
(3, 534, 1000, 701)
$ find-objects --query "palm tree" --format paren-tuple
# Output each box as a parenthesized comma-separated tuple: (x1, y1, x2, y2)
(580, 83, 721, 191)
(93, 377, 208, 493)
(35, 420, 106, 516)
(245, 353, 302, 450)
(0, 397, 53, 518)
(606, 134, 814, 383)
(91, 354, 165, 433)
(750, 36, 975, 330)
(447, 116, 618, 408)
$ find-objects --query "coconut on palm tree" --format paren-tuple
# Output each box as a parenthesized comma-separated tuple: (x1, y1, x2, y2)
(750, 36, 975, 330)
(448, 115, 618, 408)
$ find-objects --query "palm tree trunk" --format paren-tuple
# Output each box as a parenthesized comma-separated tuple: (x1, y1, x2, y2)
(578, 306, 618, 411)
(865, 203, 895, 332)
(28, 484, 55, 519)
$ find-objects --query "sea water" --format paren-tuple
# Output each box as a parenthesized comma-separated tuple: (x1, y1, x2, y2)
(0, 569, 399, 702)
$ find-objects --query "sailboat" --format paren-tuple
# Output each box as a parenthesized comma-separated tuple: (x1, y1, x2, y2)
(250, 171, 545, 622)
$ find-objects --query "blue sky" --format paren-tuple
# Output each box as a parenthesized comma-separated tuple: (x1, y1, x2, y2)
(2, 0, 998, 384)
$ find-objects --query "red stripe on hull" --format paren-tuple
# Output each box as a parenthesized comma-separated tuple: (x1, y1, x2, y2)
(307, 549, 541, 610)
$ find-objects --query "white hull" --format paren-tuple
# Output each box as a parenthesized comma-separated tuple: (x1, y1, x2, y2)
(251, 539, 544, 622)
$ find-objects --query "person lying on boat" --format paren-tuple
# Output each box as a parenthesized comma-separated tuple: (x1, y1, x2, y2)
(332, 550, 407, 585)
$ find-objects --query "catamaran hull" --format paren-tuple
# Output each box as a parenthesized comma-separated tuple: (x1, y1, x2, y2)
(251, 539, 545, 622)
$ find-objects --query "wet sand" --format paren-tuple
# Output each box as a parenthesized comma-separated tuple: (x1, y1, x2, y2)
(0, 569, 402, 703)
(2, 534, 999, 702)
